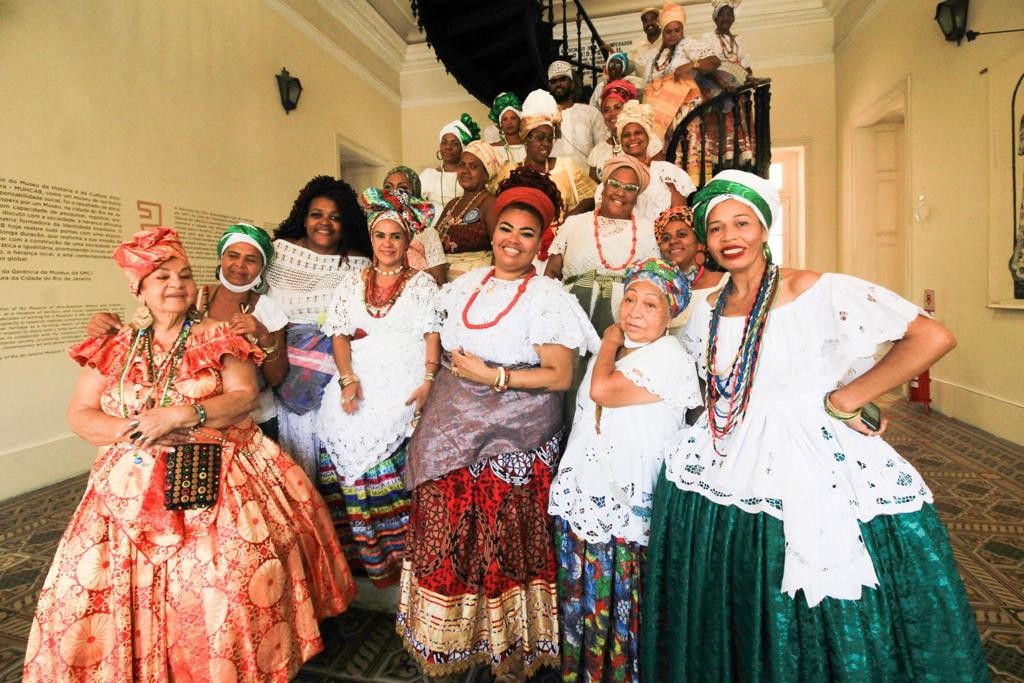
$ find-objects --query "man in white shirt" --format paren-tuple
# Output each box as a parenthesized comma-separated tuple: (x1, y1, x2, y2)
(548, 60, 606, 170)
(627, 7, 662, 80)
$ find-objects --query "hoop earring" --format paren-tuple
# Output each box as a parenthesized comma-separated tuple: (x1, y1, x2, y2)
(762, 242, 773, 264)
(131, 303, 153, 330)
(436, 150, 442, 161)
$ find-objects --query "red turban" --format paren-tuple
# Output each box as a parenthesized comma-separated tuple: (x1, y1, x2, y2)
(113, 227, 190, 295)
(493, 187, 557, 231)
(601, 79, 638, 107)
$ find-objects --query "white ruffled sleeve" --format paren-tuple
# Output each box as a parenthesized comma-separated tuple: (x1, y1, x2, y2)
(407, 272, 442, 334)
(548, 220, 571, 256)
(617, 336, 701, 412)
(654, 160, 696, 197)
(527, 278, 601, 355)
(321, 271, 359, 337)
(679, 296, 711, 370)
(822, 273, 923, 383)
(252, 293, 290, 332)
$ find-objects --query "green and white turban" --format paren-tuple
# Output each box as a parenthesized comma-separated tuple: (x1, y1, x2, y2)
(489, 92, 523, 125)
(217, 223, 274, 292)
(439, 113, 481, 146)
(691, 169, 779, 243)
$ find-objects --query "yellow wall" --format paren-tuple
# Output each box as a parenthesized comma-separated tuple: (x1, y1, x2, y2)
(835, 0, 1024, 443)
(0, 0, 403, 498)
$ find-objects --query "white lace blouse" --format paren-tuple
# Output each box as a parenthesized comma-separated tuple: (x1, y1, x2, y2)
(264, 239, 371, 324)
(435, 267, 600, 366)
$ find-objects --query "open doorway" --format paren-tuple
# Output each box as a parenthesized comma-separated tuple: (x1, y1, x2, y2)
(337, 136, 387, 196)
(768, 146, 806, 268)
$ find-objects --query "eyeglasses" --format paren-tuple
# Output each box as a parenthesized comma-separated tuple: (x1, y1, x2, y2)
(605, 178, 641, 194)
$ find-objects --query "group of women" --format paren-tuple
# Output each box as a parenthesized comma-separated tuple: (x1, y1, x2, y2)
(25, 1, 987, 680)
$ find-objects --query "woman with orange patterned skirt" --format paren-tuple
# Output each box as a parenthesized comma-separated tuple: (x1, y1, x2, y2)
(396, 168, 600, 682)
(24, 227, 355, 682)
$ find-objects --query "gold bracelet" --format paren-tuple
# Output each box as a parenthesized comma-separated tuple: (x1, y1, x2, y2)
(492, 366, 509, 393)
(425, 359, 441, 367)
(424, 371, 436, 382)
(258, 339, 280, 355)
(338, 374, 360, 388)
(823, 392, 861, 422)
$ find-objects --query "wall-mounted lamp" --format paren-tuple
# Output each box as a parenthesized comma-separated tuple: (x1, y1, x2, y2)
(276, 68, 302, 114)
(934, 0, 969, 44)
(935, 0, 1024, 44)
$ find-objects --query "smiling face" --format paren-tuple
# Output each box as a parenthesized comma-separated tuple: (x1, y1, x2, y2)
(304, 196, 343, 254)
(705, 198, 768, 272)
(714, 6, 735, 33)
(439, 133, 463, 165)
(657, 219, 700, 270)
(619, 122, 650, 158)
(525, 125, 555, 165)
(601, 98, 625, 133)
(383, 171, 414, 196)
(370, 218, 410, 270)
(641, 10, 661, 40)
(601, 166, 641, 220)
(662, 21, 684, 48)
(549, 75, 574, 103)
(220, 242, 264, 288)
(607, 59, 625, 81)
(458, 151, 488, 191)
(139, 256, 197, 317)
(620, 280, 671, 343)
(492, 207, 541, 277)
(499, 110, 521, 137)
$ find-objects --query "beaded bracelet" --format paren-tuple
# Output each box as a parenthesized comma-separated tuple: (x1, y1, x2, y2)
(193, 403, 207, 428)
(823, 392, 861, 422)
(338, 374, 360, 388)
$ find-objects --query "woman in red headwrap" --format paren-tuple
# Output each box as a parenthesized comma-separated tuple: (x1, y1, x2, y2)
(396, 168, 600, 682)
(586, 79, 643, 183)
(24, 228, 355, 682)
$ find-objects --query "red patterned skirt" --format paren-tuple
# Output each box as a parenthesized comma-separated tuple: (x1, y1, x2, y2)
(396, 429, 564, 678)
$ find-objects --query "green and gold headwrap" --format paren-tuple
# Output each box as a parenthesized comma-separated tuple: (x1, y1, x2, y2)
(690, 169, 779, 243)
(384, 165, 422, 198)
(489, 92, 523, 125)
(217, 223, 274, 266)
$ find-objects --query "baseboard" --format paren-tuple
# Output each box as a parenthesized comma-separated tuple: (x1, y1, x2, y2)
(932, 377, 1024, 446)
(0, 435, 93, 501)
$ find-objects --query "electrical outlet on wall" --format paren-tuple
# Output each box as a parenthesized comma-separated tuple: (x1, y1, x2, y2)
(923, 289, 935, 312)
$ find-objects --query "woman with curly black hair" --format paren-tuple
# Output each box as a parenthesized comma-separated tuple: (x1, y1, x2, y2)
(265, 175, 373, 477)
(397, 167, 599, 682)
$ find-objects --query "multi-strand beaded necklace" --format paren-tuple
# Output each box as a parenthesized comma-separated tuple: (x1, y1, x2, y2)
(117, 319, 194, 417)
(705, 264, 780, 455)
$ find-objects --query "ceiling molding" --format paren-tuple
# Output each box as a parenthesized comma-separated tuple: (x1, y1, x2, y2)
(403, 43, 446, 75)
(316, 0, 407, 72)
(264, 0, 401, 105)
(834, 0, 886, 52)
(401, 91, 479, 109)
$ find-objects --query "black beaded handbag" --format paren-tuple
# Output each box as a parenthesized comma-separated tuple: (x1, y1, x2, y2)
(164, 442, 222, 510)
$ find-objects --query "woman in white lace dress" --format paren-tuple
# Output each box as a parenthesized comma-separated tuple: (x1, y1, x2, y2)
(397, 168, 600, 682)
(317, 189, 441, 587)
(640, 170, 987, 681)
(264, 176, 372, 478)
(548, 258, 699, 682)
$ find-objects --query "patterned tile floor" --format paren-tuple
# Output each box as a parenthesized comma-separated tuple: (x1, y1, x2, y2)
(0, 393, 1021, 681)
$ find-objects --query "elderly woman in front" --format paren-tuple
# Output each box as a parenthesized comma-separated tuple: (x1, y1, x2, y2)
(24, 227, 355, 682)
(396, 168, 599, 682)
(640, 170, 987, 681)
(316, 190, 441, 588)
(549, 258, 699, 682)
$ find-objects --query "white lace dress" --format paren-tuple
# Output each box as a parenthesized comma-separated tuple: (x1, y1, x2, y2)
(318, 270, 439, 480)
(667, 273, 928, 607)
(437, 268, 600, 365)
(549, 336, 699, 545)
(419, 168, 463, 221)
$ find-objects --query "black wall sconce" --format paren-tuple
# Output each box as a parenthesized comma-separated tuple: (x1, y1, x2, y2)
(935, 0, 1024, 44)
(276, 68, 302, 114)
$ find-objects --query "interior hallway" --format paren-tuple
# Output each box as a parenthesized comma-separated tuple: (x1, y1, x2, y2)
(0, 392, 1020, 682)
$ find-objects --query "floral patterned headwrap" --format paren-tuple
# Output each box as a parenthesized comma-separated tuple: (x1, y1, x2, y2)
(113, 227, 190, 295)
(623, 257, 691, 318)
(361, 188, 435, 238)
(653, 205, 694, 242)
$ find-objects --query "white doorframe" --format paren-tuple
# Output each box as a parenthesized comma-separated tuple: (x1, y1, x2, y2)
(769, 145, 807, 268)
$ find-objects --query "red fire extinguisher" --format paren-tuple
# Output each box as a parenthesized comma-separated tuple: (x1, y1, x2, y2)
(909, 369, 931, 412)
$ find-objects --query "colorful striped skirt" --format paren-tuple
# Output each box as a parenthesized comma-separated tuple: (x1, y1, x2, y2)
(317, 445, 410, 588)
(554, 517, 644, 683)
(396, 430, 564, 679)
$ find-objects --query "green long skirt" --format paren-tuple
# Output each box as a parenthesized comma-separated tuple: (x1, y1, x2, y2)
(640, 470, 989, 682)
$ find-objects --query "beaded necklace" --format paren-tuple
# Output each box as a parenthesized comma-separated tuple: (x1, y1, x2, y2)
(362, 266, 411, 318)
(437, 190, 488, 242)
(461, 268, 536, 330)
(117, 319, 194, 417)
(593, 210, 638, 271)
(704, 264, 780, 456)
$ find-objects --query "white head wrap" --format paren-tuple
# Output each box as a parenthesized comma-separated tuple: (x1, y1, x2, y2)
(711, 0, 741, 20)
(547, 60, 573, 80)
(439, 118, 474, 145)
(698, 169, 780, 235)
(519, 89, 562, 137)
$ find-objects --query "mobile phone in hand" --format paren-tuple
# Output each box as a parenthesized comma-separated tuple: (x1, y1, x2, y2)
(860, 402, 882, 432)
